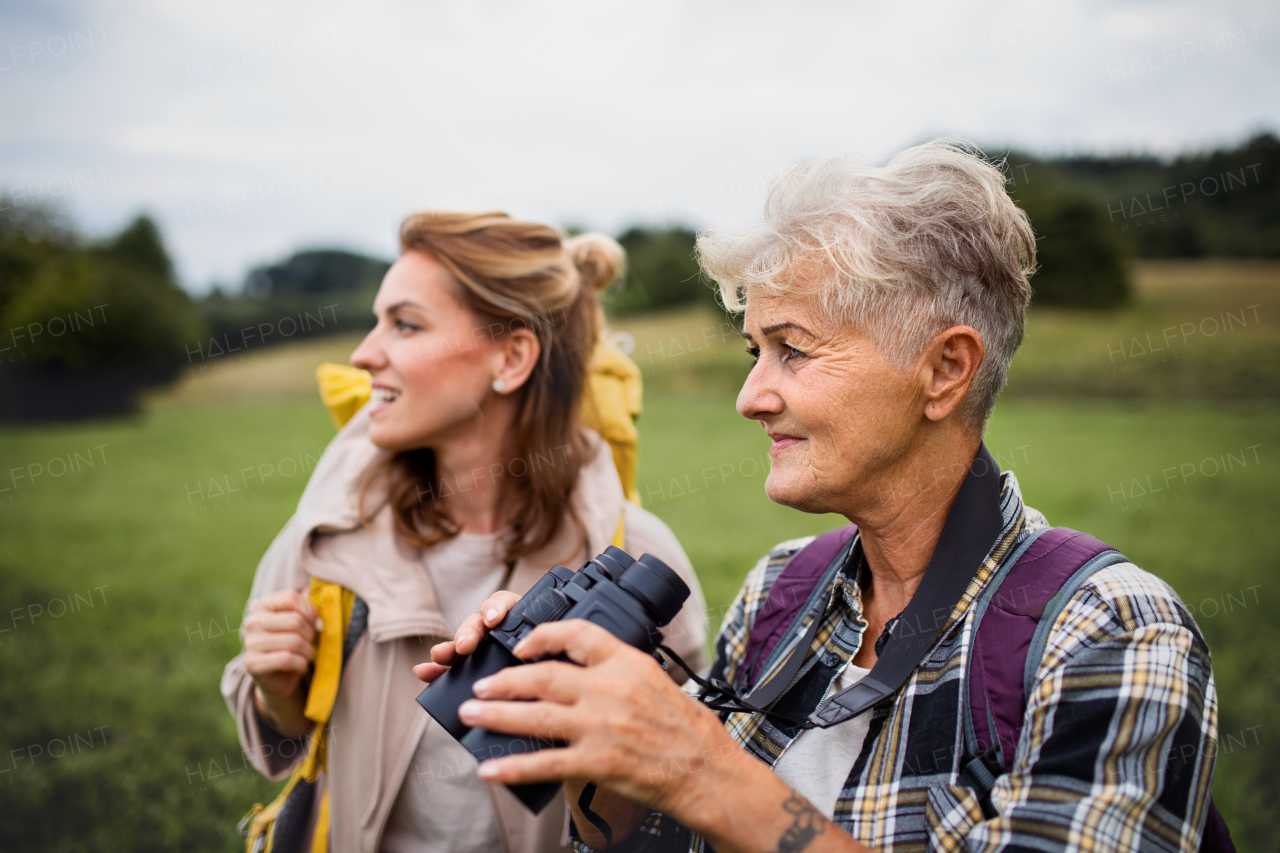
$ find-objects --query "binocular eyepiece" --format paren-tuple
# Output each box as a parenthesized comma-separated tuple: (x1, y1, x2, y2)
(416, 546, 689, 813)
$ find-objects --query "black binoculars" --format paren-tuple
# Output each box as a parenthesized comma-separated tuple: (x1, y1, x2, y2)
(416, 545, 690, 812)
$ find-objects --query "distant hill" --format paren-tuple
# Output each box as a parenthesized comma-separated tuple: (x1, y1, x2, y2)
(196, 249, 389, 358)
(242, 249, 390, 299)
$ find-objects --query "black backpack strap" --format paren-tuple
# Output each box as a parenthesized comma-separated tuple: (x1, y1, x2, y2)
(343, 596, 369, 665)
(743, 596, 828, 710)
(808, 444, 1005, 728)
(666, 535, 855, 729)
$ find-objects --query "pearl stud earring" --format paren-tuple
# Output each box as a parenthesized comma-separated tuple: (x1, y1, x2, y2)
(492, 378, 506, 393)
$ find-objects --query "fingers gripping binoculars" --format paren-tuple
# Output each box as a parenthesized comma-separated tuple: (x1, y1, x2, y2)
(416, 546, 690, 812)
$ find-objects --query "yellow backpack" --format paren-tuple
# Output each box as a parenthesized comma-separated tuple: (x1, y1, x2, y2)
(240, 338, 643, 852)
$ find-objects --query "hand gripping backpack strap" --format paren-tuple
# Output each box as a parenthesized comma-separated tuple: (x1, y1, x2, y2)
(240, 580, 368, 853)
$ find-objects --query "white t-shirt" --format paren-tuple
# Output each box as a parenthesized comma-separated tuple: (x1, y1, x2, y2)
(379, 530, 509, 853)
(423, 530, 511, 633)
(771, 661, 873, 818)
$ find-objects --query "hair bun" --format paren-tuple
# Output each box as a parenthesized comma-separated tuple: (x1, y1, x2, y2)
(564, 233, 625, 295)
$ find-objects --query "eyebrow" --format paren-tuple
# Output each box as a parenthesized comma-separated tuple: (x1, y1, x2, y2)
(381, 299, 430, 315)
(742, 322, 815, 342)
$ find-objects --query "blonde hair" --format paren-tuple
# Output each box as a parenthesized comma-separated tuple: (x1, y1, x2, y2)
(365, 211, 625, 563)
(697, 139, 1036, 427)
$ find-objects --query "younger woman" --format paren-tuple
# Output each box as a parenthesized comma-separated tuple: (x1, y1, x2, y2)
(222, 212, 709, 853)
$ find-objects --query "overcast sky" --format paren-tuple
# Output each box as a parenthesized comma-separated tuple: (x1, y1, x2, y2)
(1, 0, 1276, 293)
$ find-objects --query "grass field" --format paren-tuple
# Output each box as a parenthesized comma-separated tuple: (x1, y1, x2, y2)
(1, 261, 1277, 851)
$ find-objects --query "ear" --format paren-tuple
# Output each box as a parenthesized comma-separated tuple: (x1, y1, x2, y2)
(491, 327, 541, 394)
(919, 326, 984, 422)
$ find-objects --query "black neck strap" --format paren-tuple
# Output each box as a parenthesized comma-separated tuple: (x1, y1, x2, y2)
(807, 443, 1004, 728)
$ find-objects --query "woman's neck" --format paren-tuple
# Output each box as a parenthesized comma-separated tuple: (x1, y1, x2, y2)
(852, 430, 981, 616)
(430, 407, 522, 536)
(431, 448, 511, 535)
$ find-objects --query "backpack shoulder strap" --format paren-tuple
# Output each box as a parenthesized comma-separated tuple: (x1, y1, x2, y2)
(581, 339, 644, 504)
(962, 527, 1124, 797)
(304, 579, 369, 724)
(962, 530, 1236, 853)
(740, 525, 858, 691)
(1019, 534, 1126, 700)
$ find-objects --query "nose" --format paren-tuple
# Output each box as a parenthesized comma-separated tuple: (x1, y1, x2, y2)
(736, 359, 784, 422)
(350, 326, 386, 373)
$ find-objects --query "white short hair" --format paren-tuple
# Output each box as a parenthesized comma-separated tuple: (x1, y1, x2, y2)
(697, 139, 1036, 428)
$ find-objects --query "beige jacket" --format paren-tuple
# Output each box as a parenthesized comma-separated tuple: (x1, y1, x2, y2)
(221, 405, 709, 853)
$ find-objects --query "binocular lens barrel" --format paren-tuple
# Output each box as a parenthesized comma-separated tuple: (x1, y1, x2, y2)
(619, 554, 690, 627)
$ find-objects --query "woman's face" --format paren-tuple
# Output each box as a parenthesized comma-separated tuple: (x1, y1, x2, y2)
(350, 251, 508, 452)
(737, 291, 926, 518)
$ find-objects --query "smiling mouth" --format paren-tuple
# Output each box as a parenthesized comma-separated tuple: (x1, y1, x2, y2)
(371, 387, 401, 405)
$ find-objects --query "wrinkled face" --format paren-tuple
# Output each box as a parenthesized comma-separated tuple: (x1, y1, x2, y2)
(350, 251, 505, 452)
(737, 291, 924, 516)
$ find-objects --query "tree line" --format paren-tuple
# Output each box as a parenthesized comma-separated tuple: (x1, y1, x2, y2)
(0, 132, 1273, 420)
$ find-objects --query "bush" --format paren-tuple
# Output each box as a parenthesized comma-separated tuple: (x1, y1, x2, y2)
(1005, 132, 1279, 261)
(0, 210, 205, 421)
(607, 226, 720, 315)
(1020, 191, 1132, 308)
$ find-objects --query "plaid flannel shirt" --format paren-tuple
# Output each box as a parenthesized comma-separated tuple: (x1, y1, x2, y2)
(571, 471, 1218, 853)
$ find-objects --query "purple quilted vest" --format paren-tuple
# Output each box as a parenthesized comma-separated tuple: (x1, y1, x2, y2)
(739, 525, 1234, 853)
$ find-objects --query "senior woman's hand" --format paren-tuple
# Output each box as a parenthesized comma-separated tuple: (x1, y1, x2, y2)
(458, 620, 872, 853)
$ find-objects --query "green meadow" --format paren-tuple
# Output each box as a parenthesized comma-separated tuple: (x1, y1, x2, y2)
(1, 262, 1276, 851)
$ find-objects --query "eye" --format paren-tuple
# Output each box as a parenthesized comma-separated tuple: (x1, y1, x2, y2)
(393, 317, 422, 334)
(782, 344, 806, 362)
(745, 345, 760, 365)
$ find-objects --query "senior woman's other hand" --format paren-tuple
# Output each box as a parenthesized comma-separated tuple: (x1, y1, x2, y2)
(412, 590, 521, 684)
(455, 620, 870, 853)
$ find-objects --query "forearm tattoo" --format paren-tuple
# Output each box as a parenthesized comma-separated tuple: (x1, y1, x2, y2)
(770, 793, 828, 853)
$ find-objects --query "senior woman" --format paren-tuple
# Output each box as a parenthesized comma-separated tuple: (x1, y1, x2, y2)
(222, 211, 708, 853)
(417, 142, 1220, 853)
